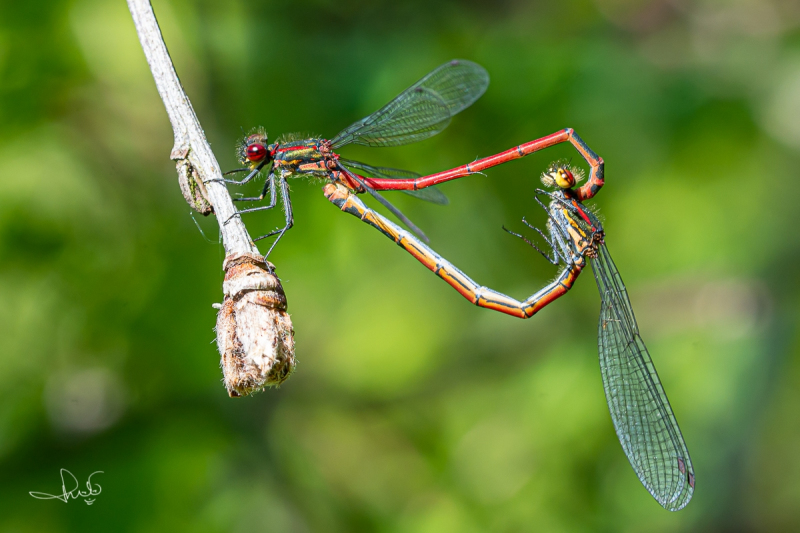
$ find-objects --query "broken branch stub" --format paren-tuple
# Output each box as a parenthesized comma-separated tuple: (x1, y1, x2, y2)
(177, 158, 213, 216)
(216, 253, 295, 397)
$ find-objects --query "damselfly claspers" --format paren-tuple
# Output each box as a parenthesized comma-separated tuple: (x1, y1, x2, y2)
(223, 59, 489, 257)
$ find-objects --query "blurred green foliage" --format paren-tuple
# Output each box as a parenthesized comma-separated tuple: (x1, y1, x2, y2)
(0, 0, 799, 531)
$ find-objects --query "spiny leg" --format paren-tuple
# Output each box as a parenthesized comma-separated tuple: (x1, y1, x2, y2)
(502, 201, 564, 266)
(506, 189, 578, 265)
(324, 183, 585, 319)
(224, 167, 249, 175)
(256, 176, 294, 259)
(503, 218, 560, 265)
(221, 173, 293, 259)
(210, 160, 269, 185)
(504, 187, 583, 268)
(223, 172, 278, 226)
(233, 171, 277, 204)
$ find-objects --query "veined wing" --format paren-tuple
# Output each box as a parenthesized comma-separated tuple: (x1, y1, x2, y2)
(339, 158, 449, 205)
(331, 60, 489, 149)
(336, 163, 430, 243)
(591, 243, 694, 511)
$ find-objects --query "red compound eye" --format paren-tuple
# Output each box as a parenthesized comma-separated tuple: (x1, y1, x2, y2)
(246, 143, 267, 162)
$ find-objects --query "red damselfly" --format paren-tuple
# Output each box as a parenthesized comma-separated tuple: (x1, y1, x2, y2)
(327, 128, 603, 318)
(501, 162, 695, 511)
(325, 139, 694, 510)
(223, 59, 489, 257)
(225, 59, 693, 507)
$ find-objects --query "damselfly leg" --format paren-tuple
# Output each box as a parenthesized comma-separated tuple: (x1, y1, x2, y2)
(218, 159, 269, 185)
(232, 171, 276, 205)
(252, 176, 294, 257)
(502, 219, 561, 266)
(222, 172, 294, 258)
(502, 194, 569, 266)
(504, 189, 596, 270)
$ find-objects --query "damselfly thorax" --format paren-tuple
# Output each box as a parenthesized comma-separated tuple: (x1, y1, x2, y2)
(543, 188, 604, 262)
(224, 59, 488, 257)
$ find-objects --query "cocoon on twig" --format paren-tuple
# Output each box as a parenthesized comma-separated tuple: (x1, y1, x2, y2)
(216, 253, 295, 397)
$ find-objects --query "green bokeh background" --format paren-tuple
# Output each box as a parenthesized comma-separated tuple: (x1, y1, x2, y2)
(1, 0, 798, 531)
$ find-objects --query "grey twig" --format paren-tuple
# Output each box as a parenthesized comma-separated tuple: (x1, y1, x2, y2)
(127, 0, 257, 256)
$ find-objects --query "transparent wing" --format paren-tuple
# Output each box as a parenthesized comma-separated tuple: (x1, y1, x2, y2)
(591, 243, 695, 511)
(331, 59, 489, 149)
(339, 158, 449, 205)
(400, 186, 450, 205)
(336, 163, 430, 243)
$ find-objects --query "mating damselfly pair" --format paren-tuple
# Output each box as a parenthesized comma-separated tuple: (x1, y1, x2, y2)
(219, 59, 694, 511)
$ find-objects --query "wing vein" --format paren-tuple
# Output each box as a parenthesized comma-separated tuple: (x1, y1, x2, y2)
(591, 243, 694, 510)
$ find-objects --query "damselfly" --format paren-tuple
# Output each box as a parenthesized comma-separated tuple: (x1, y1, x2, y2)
(225, 59, 693, 507)
(328, 128, 603, 318)
(223, 59, 489, 257)
(327, 135, 694, 510)
(503, 162, 695, 511)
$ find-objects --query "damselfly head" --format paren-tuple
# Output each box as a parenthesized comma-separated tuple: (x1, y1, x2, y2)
(237, 127, 272, 167)
(541, 160, 584, 189)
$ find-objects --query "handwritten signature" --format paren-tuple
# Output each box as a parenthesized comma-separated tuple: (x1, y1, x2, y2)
(29, 469, 103, 505)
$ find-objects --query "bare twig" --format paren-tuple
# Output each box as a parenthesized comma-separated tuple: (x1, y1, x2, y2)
(127, 0, 256, 256)
(127, 0, 296, 396)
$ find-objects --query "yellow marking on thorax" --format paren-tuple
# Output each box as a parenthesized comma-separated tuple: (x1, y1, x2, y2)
(290, 147, 317, 158)
(558, 206, 592, 252)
